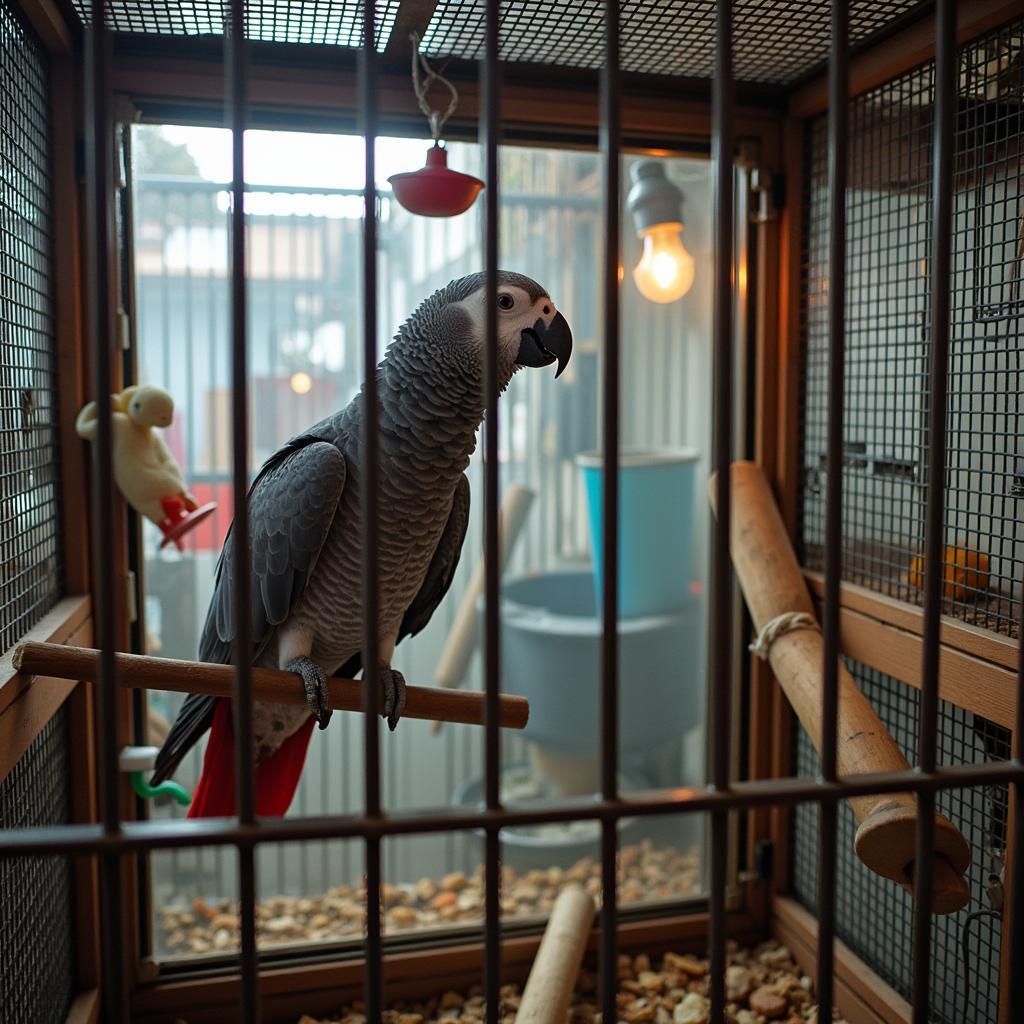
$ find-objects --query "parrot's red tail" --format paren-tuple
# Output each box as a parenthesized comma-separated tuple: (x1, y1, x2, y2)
(187, 699, 316, 818)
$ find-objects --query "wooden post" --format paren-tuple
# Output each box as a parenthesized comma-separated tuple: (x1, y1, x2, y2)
(516, 885, 596, 1024)
(710, 461, 971, 913)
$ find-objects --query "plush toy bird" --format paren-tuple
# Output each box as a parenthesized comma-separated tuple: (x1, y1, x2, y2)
(76, 385, 215, 550)
(151, 271, 572, 818)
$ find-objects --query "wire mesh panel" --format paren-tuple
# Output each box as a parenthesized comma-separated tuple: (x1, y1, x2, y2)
(69, 0, 401, 46)
(0, 706, 75, 1024)
(800, 16, 1024, 637)
(63, 0, 928, 84)
(792, 662, 1009, 1024)
(0, 0, 62, 654)
(420, 0, 927, 83)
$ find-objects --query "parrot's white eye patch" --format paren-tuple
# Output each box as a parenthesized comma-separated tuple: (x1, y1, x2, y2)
(497, 292, 515, 310)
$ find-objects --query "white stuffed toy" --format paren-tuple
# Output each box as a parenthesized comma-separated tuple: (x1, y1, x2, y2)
(76, 385, 215, 550)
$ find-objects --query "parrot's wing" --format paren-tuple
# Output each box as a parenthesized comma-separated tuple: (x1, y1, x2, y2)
(152, 436, 347, 785)
(398, 472, 471, 643)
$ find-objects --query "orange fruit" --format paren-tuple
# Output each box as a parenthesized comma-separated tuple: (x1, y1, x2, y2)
(907, 546, 989, 602)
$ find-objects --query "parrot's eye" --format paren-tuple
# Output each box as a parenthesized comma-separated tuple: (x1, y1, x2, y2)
(497, 293, 515, 310)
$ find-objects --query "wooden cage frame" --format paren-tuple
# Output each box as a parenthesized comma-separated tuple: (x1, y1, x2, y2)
(0, 1, 1021, 1022)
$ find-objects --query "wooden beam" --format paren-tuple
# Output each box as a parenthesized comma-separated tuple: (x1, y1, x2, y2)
(804, 571, 1018, 674)
(0, 616, 92, 782)
(107, 48, 783, 149)
(773, 895, 912, 1024)
(12, 0, 72, 53)
(51, 50, 92, 596)
(14, 642, 530, 730)
(0, 596, 91, 713)
(819, 602, 1017, 728)
(384, 0, 441, 58)
(65, 989, 100, 1024)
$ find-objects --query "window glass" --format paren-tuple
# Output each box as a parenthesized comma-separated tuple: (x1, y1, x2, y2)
(132, 125, 712, 958)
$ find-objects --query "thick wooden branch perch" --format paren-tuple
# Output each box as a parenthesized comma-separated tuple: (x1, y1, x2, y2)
(13, 642, 529, 730)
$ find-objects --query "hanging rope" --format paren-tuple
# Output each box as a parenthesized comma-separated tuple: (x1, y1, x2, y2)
(409, 31, 460, 142)
(748, 611, 820, 661)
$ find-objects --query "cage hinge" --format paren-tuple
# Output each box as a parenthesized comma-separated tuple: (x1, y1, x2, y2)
(126, 570, 138, 624)
(118, 308, 131, 349)
(748, 168, 781, 223)
(738, 838, 774, 884)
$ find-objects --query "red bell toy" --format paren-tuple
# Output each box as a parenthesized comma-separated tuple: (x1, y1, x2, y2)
(389, 144, 484, 218)
(388, 33, 484, 219)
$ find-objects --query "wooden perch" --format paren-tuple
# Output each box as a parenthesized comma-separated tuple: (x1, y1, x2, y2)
(13, 642, 529, 731)
(517, 884, 596, 1024)
(710, 461, 971, 915)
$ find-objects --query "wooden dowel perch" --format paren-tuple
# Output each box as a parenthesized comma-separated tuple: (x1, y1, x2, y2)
(13, 642, 529, 731)
(517, 884, 596, 1024)
(710, 461, 971, 915)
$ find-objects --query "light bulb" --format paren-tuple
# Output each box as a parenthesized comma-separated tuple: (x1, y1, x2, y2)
(632, 223, 695, 303)
(290, 371, 313, 395)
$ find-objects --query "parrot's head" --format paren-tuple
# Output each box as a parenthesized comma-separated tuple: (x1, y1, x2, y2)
(398, 271, 573, 392)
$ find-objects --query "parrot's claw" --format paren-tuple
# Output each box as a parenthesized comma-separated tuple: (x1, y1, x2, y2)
(379, 665, 407, 731)
(288, 656, 332, 730)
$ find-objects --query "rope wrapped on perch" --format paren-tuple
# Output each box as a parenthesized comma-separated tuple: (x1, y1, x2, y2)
(12, 642, 529, 731)
(709, 460, 971, 915)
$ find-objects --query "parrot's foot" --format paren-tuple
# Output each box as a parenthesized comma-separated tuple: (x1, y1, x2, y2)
(378, 665, 407, 732)
(287, 656, 332, 730)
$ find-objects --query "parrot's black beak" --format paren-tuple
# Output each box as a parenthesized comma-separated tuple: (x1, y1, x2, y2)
(515, 312, 573, 378)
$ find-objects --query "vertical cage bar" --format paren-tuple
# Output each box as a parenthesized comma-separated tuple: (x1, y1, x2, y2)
(912, 1, 955, 1018)
(598, 2, 620, 1022)
(481, 0, 502, 1020)
(816, 1, 848, 1017)
(84, 2, 126, 1020)
(360, 0, 383, 1018)
(226, 1, 259, 1020)
(708, 1, 734, 1020)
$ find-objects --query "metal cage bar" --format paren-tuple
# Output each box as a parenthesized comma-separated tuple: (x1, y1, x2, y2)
(84, 1, 127, 1019)
(225, 2, 260, 1020)
(912, 2, 955, 1019)
(359, 0, 383, 1015)
(481, 0, 501, 1019)
(816, 1, 849, 1017)
(708, 1, 735, 1020)
(599, 2, 620, 1022)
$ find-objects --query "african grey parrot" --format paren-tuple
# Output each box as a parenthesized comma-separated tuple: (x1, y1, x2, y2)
(151, 271, 572, 817)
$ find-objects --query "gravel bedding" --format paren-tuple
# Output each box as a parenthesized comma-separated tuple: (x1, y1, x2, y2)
(158, 841, 701, 957)
(296, 940, 847, 1024)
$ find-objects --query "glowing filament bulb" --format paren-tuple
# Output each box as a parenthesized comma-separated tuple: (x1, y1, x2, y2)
(632, 224, 695, 303)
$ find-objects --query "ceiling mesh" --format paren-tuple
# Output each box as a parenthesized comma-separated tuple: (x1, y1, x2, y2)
(67, 0, 932, 84)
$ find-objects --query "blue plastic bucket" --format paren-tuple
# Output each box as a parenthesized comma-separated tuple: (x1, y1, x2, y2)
(484, 571, 704, 755)
(576, 448, 700, 618)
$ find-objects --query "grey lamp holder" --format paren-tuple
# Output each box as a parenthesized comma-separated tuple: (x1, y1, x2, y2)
(627, 160, 684, 235)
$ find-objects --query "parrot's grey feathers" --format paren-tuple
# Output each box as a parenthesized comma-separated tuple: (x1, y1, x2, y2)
(398, 473, 470, 643)
(151, 691, 218, 785)
(330, 473, 470, 684)
(204, 436, 347, 663)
